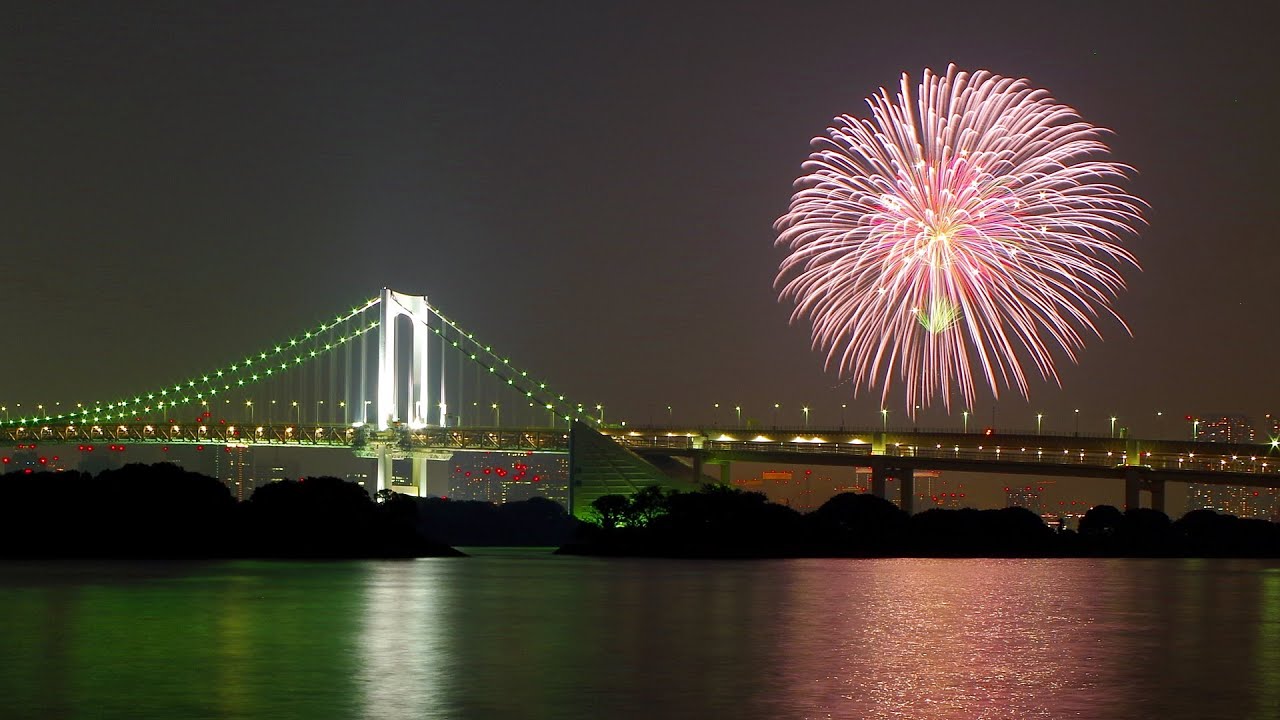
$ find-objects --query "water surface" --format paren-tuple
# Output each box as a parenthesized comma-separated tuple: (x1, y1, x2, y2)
(2, 552, 1278, 719)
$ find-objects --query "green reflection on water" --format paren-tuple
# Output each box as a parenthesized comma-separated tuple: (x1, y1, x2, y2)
(5, 557, 1280, 720)
(0, 562, 370, 720)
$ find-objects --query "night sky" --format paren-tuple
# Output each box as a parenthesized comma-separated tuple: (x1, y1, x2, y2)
(4, 1, 1278, 438)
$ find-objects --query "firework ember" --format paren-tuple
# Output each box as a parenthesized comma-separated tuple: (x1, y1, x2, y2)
(775, 64, 1145, 412)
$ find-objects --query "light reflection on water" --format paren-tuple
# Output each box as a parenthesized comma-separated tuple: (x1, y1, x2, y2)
(1, 554, 1278, 719)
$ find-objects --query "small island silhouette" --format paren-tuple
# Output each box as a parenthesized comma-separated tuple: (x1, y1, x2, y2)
(558, 485, 1280, 559)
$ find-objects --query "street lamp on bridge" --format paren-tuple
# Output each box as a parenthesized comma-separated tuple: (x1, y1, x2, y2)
(881, 408, 888, 432)
(245, 400, 253, 424)
(596, 404, 604, 425)
(802, 406, 810, 428)
(292, 401, 300, 425)
(963, 409, 969, 434)
(1037, 413, 1043, 435)
(840, 404, 847, 428)
(492, 402, 500, 428)
(1074, 409, 1080, 436)
(1110, 416, 1118, 438)
(735, 405, 741, 425)
(773, 403, 780, 427)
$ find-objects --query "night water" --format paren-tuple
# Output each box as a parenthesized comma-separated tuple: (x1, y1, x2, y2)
(2, 552, 1277, 719)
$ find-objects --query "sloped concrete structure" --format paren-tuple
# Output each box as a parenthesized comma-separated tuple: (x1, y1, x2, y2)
(568, 421, 693, 519)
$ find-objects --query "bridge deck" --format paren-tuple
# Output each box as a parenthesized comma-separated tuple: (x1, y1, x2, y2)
(7, 421, 1279, 488)
(606, 426, 1280, 488)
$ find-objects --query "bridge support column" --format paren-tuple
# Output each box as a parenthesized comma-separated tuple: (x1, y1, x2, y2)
(899, 471, 914, 515)
(412, 457, 429, 498)
(1148, 478, 1166, 515)
(1124, 469, 1142, 510)
(376, 447, 394, 493)
(692, 454, 704, 485)
(703, 460, 731, 485)
(870, 465, 887, 499)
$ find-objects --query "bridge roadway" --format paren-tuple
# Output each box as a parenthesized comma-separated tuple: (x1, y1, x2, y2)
(1, 422, 569, 455)
(8, 420, 1280, 513)
(605, 425, 1280, 514)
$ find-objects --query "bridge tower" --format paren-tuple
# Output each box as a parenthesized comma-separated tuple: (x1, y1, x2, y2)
(373, 288, 447, 496)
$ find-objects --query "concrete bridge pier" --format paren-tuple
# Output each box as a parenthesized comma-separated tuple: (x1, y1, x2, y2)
(1124, 470, 1141, 511)
(411, 457, 452, 498)
(899, 471, 915, 515)
(1149, 478, 1166, 515)
(704, 459, 731, 485)
(412, 457, 429, 497)
(870, 465, 888, 499)
(376, 446, 393, 493)
(870, 464, 912, 513)
(1123, 469, 1167, 514)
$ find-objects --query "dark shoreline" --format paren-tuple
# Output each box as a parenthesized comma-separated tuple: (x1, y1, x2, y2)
(0, 464, 462, 560)
(561, 486, 1280, 559)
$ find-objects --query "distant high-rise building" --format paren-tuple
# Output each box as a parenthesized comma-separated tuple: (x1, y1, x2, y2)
(1187, 415, 1267, 518)
(267, 464, 293, 483)
(1263, 414, 1280, 442)
(1195, 415, 1254, 444)
(223, 444, 254, 501)
(918, 471, 966, 508)
(1005, 481, 1053, 513)
(447, 452, 569, 508)
(1185, 482, 1279, 520)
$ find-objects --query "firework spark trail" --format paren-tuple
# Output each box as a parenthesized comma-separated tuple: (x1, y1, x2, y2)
(775, 64, 1145, 414)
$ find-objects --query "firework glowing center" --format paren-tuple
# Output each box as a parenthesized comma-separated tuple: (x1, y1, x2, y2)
(775, 64, 1145, 413)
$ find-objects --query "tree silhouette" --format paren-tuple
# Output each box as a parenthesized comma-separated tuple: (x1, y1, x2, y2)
(591, 494, 630, 529)
(807, 492, 908, 554)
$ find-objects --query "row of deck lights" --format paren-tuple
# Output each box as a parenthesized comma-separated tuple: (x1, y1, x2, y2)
(636, 431, 1274, 473)
(4, 422, 1268, 471)
(649, 406, 1223, 440)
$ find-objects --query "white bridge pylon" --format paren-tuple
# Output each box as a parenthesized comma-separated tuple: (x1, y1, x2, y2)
(373, 288, 449, 496)
(377, 288, 435, 432)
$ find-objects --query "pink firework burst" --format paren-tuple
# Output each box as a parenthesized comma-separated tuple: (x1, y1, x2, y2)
(775, 64, 1145, 412)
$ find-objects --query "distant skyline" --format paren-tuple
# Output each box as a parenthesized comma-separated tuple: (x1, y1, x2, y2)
(4, 2, 1279, 432)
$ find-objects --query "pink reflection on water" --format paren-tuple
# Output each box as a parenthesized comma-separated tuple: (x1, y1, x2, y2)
(778, 559, 1128, 718)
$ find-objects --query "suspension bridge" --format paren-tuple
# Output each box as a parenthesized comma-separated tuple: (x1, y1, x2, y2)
(4, 288, 1280, 517)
